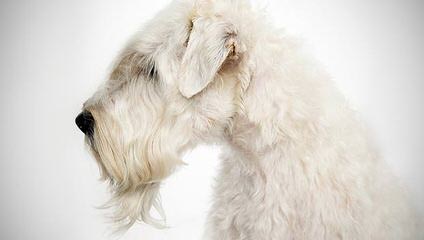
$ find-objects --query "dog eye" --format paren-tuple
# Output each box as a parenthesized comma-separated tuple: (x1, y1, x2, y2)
(184, 20, 194, 47)
(188, 19, 194, 32)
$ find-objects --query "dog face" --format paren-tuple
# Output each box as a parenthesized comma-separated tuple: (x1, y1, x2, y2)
(76, 0, 254, 228)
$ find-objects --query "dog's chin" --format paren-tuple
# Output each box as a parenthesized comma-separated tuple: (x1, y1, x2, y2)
(104, 181, 166, 231)
(85, 154, 165, 229)
(86, 138, 172, 230)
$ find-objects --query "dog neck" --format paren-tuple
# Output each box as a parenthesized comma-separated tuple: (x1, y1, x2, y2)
(223, 33, 332, 166)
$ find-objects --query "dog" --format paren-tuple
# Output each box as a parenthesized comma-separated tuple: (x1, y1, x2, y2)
(76, 0, 419, 239)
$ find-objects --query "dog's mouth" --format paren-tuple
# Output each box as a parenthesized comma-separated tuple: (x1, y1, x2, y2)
(84, 131, 97, 154)
(86, 133, 96, 149)
(85, 134, 110, 181)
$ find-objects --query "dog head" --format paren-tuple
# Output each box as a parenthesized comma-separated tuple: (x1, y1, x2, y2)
(76, 0, 256, 228)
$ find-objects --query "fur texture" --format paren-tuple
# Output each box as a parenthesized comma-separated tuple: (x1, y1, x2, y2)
(79, 0, 420, 238)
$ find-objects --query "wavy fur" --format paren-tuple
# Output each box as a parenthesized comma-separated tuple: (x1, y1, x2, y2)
(79, 0, 420, 238)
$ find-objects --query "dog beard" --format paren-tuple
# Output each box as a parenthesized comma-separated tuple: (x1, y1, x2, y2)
(85, 108, 181, 230)
(103, 182, 166, 230)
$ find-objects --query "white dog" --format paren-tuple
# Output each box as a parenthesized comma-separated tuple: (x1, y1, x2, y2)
(76, 0, 419, 239)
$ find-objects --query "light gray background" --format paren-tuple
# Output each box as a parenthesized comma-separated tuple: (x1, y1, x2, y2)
(0, 0, 423, 239)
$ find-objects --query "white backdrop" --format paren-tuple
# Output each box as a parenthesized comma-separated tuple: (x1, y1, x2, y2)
(0, 0, 423, 239)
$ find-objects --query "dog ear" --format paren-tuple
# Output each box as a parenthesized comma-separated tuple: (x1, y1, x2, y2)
(178, 18, 241, 98)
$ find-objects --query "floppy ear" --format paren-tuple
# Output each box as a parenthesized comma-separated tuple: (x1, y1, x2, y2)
(178, 18, 241, 98)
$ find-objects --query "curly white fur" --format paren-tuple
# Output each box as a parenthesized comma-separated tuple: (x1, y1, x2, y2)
(79, 0, 420, 238)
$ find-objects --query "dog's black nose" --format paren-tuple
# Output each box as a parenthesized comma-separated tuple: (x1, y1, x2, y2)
(75, 111, 94, 135)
